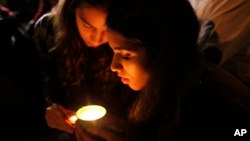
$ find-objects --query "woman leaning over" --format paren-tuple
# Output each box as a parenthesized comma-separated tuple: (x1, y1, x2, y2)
(103, 0, 250, 140)
(33, 0, 137, 140)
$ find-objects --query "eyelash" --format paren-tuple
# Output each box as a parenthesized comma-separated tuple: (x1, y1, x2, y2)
(120, 52, 132, 60)
(82, 22, 93, 29)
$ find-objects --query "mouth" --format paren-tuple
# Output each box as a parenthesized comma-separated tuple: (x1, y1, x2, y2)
(121, 77, 129, 84)
(118, 74, 129, 84)
(87, 44, 100, 48)
(85, 41, 102, 48)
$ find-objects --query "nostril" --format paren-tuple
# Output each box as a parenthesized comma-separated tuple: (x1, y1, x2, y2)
(111, 58, 122, 72)
(110, 63, 117, 72)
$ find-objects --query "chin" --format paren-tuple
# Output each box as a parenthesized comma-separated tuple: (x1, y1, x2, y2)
(85, 42, 100, 48)
(88, 44, 100, 48)
(129, 85, 142, 91)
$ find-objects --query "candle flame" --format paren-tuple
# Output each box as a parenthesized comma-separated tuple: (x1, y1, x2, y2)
(68, 115, 78, 124)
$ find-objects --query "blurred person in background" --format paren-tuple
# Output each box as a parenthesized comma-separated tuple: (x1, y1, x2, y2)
(0, 1, 48, 141)
(189, 0, 250, 88)
(27, 0, 59, 35)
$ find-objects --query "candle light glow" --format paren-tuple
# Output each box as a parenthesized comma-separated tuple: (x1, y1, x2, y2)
(76, 105, 106, 121)
(68, 115, 78, 124)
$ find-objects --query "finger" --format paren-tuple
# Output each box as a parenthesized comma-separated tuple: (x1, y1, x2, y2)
(46, 116, 74, 133)
(45, 105, 74, 133)
(56, 105, 77, 126)
(46, 104, 67, 119)
(50, 103, 59, 109)
(58, 104, 76, 115)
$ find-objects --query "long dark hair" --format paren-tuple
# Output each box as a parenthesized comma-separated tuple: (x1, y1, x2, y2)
(53, 0, 112, 89)
(107, 0, 201, 127)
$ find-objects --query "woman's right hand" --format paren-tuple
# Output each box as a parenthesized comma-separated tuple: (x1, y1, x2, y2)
(45, 103, 76, 134)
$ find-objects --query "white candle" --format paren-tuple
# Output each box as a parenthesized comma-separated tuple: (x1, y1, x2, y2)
(76, 105, 106, 121)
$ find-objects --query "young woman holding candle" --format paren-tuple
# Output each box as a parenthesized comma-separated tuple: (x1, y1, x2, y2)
(33, 0, 137, 140)
(99, 0, 250, 140)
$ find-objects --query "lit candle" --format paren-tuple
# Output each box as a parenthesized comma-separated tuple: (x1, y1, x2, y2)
(76, 105, 106, 129)
(76, 105, 106, 121)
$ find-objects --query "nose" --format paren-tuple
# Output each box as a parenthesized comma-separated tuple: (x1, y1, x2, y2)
(90, 30, 108, 47)
(110, 55, 123, 72)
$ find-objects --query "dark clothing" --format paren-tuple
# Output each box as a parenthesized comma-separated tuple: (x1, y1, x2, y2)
(127, 63, 250, 140)
(0, 17, 48, 141)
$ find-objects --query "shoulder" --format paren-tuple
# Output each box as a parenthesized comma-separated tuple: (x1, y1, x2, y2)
(33, 13, 56, 53)
(184, 64, 250, 137)
(34, 13, 55, 30)
(33, 13, 56, 42)
(198, 63, 250, 113)
(202, 63, 250, 93)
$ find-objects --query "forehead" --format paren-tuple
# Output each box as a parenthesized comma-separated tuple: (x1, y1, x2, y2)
(76, 5, 107, 27)
(108, 30, 142, 51)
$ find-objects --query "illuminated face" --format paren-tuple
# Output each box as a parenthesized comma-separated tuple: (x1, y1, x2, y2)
(75, 5, 108, 48)
(108, 30, 150, 91)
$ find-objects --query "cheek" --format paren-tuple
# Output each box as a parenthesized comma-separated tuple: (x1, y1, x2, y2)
(136, 69, 149, 89)
(75, 18, 92, 43)
(129, 64, 150, 90)
(77, 25, 89, 41)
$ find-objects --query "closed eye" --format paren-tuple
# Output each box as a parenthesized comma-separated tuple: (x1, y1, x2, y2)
(79, 15, 95, 29)
(82, 21, 94, 29)
(114, 50, 134, 60)
(121, 52, 132, 60)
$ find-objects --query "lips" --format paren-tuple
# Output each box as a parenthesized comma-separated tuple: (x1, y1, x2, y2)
(121, 77, 129, 84)
(87, 43, 100, 48)
(117, 73, 129, 84)
(85, 41, 102, 48)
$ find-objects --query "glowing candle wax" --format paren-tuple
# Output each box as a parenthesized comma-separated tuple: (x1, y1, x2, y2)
(76, 105, 106, 121)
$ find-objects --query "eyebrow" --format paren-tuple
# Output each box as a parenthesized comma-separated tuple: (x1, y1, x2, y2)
(112, 46, 127, 50)
(112, 44, 139, 51)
